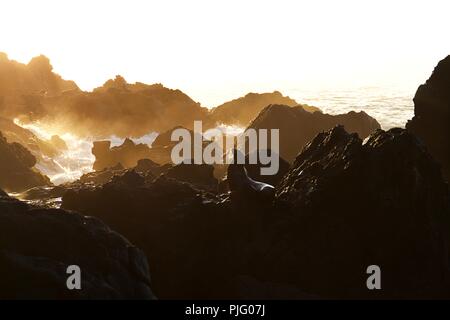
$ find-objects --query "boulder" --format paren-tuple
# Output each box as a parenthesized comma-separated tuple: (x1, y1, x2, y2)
(0, 191, 155, 299)
(247, 104, 381, 162)
(62, 175, 233, 298)
(406, 55, 450, 181)
(0, 131, 51, 192)
(92, 139, 152, 171)
(210, 91, 320, 127)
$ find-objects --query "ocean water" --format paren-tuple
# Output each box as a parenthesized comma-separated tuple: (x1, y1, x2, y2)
(288, 86, 415, 130)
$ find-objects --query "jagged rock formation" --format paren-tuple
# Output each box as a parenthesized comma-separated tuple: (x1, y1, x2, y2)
(0, 132, 51, 192)
(134, 159, 162, 174)
(79, 163, 126, 185)
(248, 104, 381, 162)
(0, 54, 209, 137)
(146, 126, 195, 165)
(210, 91, 320, 126)
(0, 53, 78, 121)
(147, 126, 220, 166)
(274, 126, 450, 298)
(406, 55, 450, 181)
(0, 53, 78, 98)
(34, 76, 210, 137)
(151, 126, 192, 148)
(92, 138, 152, 171)
(61, 126, 450, 299)
(0, 190, 155, 299)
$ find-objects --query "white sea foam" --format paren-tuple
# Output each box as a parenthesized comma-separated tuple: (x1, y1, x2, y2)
(14, 120, 158, 185)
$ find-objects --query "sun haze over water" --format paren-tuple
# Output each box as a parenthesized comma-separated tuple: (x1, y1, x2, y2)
(1, 0, 449, 107)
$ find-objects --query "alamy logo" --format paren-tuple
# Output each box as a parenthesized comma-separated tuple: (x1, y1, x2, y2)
(366, 265, 381, 290)
(170, 121, 280, 175)
(66, 265, 81, 290)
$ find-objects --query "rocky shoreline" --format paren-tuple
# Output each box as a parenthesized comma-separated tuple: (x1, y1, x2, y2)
(0, 55, 449, 299)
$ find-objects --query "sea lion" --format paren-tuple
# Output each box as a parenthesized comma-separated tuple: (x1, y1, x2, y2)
(227, 149, 275, 200)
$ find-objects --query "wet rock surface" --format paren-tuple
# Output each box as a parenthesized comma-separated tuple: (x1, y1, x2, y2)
(407, 55, 450, 181)
(0, 190, 155, 299)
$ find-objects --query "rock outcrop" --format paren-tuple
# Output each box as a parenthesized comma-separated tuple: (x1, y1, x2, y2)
(60, 125, 450, 299)
(406, 55, 450, 181)
(274, 126, 450, 298)
(248, 104, 381, 162)
(92, 138, 152, 171)
(0, 53, 78, 103)
(0, 53, 78, 127)
(0, 132, 51, 192)
(210, 91, 320, 126)
(62, 174, 230, 298)
(0, 190, 155, 299)
(35, 76, 210, 137)
(163, 163, 218, 192)
(1, 54, 209, 138)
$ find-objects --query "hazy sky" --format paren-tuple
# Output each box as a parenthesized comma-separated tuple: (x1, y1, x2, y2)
(1, 0, 449, 107)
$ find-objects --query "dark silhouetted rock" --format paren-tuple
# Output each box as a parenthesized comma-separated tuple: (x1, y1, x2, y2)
(78, 163, 126, 185)
(109, 169, 146, 188)
(61, 126, 450, 299)
(134, 158, 164, 175)
(274, 126, 450, 298)
(210, 91, 321, 126)
(62, 175, 233, 298)
(147, 126, 204, 165)
(248, 104, 381, 162)
(163, 163, 218, 192)
(62, 167, 279, 299)
(0, 191, 155, 299)
(92, 139, 152, 171)
(151, 126, 190, 148)
(0, 132, 51, 192)
(406, 55, 450, 181)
